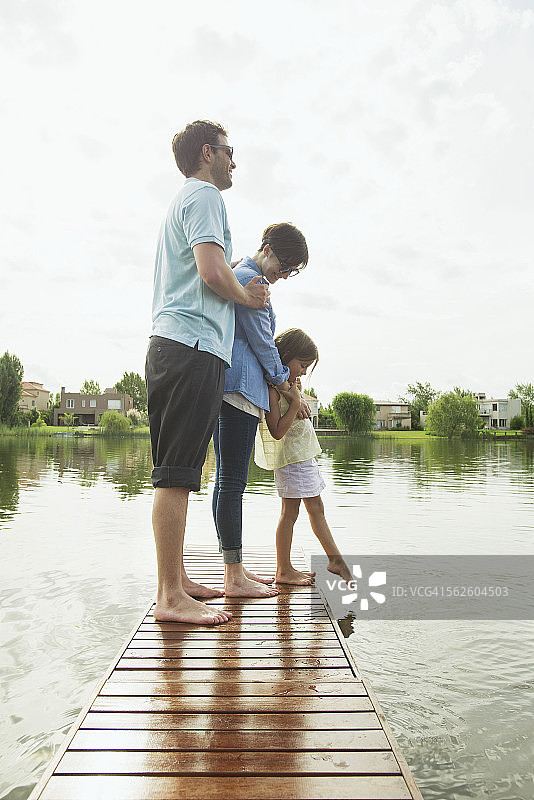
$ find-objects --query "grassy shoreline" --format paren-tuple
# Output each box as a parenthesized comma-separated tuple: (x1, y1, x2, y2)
(0, 426, 529, 441)
(0, 425, 151, 438)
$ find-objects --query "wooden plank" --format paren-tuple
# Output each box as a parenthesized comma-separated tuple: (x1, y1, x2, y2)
(115, 656, 350, 670)
(145, 610, 331, 620)
(129, 637, 341, 648)
(81, 711, 382, 730)
(70, 728, 391, 752)
(57, 749, 401, 775)
(40, 775, 412, 799)
(100, 681, 366, 697)
(90, 695, 373, 713)
(124, 646, 343, 658)
(105, 668, 356, 683)
(132, 630, 339, 640)
(139, 622, 336, 633)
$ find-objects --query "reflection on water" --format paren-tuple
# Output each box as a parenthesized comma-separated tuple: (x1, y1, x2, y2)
(0, 434, 533, 800)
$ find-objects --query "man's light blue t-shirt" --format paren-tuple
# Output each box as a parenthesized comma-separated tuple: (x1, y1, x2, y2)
(151, 177, 234, 367)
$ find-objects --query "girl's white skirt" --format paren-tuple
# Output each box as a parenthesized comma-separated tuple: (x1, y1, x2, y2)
(274, 457, 326, 499)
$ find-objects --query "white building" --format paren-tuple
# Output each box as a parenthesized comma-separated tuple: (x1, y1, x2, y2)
(302, 392, 319, 428)
(19, 381, 50, 412)
(374, 402, 411, 430)
(474, 393, 522, 430)
(420, 393, 522, 430)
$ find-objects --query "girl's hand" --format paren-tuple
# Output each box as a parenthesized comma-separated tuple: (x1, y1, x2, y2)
(279, 381, 301, 406)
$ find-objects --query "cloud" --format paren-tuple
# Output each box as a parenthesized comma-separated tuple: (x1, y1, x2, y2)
(0, 0, 78, 65)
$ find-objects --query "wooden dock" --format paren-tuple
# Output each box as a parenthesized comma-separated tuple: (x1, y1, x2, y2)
(28, 547, 423, 799)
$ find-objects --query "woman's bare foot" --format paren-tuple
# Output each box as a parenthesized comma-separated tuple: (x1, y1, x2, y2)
(327, 556, 353, 584)
(243, 567, 275, 585)
(154, 594, 232, 625)
(225, 574, 279, 598)
(182, 572, 224, 599)
(276, 567, 316, 585)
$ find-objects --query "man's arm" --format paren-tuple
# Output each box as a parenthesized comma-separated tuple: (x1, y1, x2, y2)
(193, 243, 269, 309)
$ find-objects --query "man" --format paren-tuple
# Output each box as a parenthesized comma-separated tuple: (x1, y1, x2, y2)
(146, 120, 269, 625)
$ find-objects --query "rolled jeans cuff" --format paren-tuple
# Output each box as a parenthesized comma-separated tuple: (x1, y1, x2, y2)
(222, 547, 242, 564)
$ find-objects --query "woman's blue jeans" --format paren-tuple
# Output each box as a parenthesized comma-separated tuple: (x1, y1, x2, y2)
(212, 402, 259, 564)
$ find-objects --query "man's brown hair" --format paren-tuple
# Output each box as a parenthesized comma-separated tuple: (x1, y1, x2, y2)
(172, 120, 228, 177)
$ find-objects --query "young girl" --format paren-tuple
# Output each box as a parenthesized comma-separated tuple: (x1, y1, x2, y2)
(255, 328, 352, 586)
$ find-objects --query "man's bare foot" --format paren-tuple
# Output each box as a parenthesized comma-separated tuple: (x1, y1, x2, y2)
(243, 567, 275, 585)
(225, 575, 279, 598)
(182, 573, 224, 599)
(154, 593, 232, 625)
(276, 567, 316, 585)
(327, 556, 353, 584)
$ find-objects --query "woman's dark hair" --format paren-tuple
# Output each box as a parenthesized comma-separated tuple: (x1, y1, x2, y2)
(172, 120, 228, 177)
(274, 328, 319, 374)
(260, 223, 309, 270)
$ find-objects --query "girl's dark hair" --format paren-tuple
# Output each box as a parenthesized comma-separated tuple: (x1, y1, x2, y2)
(172, 120, 228, 177)
(260, 223, 308, 270)
(274, 328, 319, 374)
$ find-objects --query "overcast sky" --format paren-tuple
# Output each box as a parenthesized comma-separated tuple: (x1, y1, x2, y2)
(1, 0, 533, 405)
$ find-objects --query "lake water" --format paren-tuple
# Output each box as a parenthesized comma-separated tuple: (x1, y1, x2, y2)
(0, 434, 533, 800)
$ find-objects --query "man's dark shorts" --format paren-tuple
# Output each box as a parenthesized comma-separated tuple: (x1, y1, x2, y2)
(145, 336, 225, 491)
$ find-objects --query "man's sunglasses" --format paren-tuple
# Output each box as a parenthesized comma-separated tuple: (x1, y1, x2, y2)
(209, 144, 234, 161)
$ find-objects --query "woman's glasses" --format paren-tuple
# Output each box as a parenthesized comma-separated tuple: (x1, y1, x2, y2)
(268, 244, 304, 278)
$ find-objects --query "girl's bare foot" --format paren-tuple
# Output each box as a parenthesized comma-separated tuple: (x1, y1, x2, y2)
(154, 594, 232, 625)
(225, 575, 279, 598)
(327, 556, 353, 584)
(276, 567, 316, 585)
(243, 567, 275, 585)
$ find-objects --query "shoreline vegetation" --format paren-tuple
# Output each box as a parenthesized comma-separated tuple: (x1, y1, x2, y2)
(0, 425, 531, 441)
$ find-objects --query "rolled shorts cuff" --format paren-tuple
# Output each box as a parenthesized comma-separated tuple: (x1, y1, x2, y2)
(222, 547, 242, 564)
(151, 466, 201, 491)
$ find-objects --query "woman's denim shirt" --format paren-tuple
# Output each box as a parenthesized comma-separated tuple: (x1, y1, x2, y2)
(224, 257, 290, 411)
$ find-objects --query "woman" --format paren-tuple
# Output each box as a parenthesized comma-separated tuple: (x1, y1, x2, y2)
(212, 222, 309, 597)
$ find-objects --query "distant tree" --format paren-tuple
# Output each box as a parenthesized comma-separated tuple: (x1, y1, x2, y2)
(0, 351, 24, 426)
(510, 415, 525, 431)
(318, 402, 335, 428)
(426, 389, 480, 439)
(115, 371, 147, 412)
(80, 379, 101, 395)
(306, 387, 317, 398)
(400, 382, 439, 430)
(332, 392, 375, 434)
(40, 392, 60, 426)
(509, 383, 534, 427)
(126, 408, 149, 427)
(62, 412, 77, 430)
(99, 409, 131, 434)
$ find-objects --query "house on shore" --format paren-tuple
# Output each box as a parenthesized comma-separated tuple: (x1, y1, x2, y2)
(302, 392, 319, 428)
(420, 393, 522, 430)
(374, 402, 411, 430)
(474, 393, 521, 430)
(19, 382, 50, 413)
(54, 387, 133, 426)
